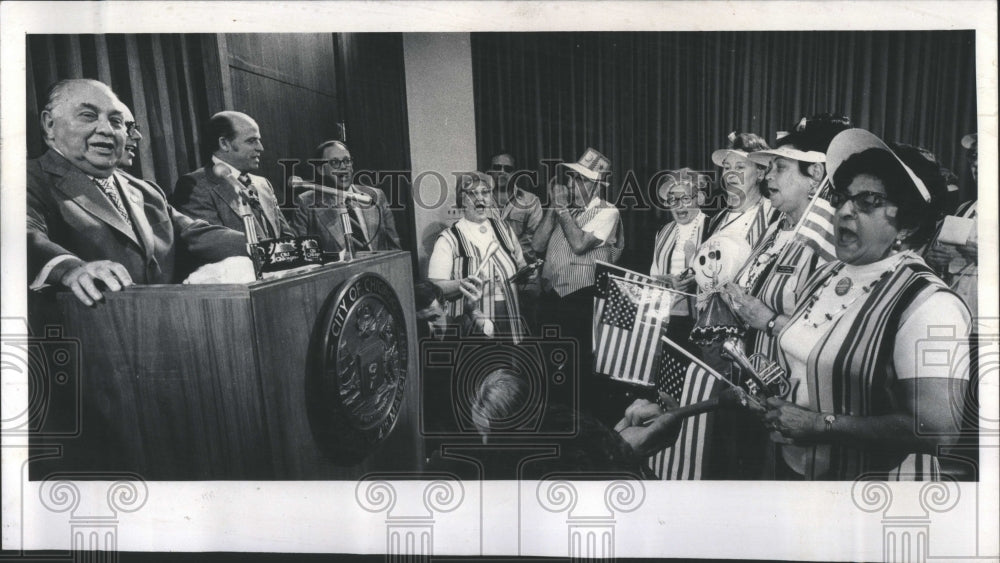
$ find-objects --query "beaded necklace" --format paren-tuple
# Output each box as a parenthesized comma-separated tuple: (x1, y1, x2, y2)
(740, 221, 791, 290)
(801, 253, 909, 329)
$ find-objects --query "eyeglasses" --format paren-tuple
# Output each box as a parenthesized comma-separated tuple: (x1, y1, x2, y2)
(327, 157, 353, 168)
(665, 195, 694, 207)
(490, 164, 514, 173)
(829, 190, 892, 213)
(125, 121, 140, 135)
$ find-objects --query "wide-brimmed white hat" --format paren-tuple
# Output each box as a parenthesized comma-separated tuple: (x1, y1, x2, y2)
(826, 128, 931, 203)
(559, 147, 612, 184)
(711, 148, 755, 167)
(747, 145, 826, 166)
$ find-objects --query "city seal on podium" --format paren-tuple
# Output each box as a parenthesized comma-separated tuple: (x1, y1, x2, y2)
(307, 272, 409, 464)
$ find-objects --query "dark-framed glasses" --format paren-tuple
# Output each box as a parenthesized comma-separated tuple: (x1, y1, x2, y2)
(665, 195, 694, 207)
(125, 121, 140, 135)
(327, 157, 353, 168)
(490, 163, 514, 173)
(829, 189, 892, 213)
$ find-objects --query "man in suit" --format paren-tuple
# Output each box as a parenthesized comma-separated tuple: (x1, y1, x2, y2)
(291, 140, 401, 254)
(116, 101, 142, 169)
(171, 111, 294, 240)
(27, 79, 248, 306)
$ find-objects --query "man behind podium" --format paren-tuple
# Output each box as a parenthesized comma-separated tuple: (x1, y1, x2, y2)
(291, 140, 401, 253)
(171, 111, 294, 240)
(27, 79, 248, 306)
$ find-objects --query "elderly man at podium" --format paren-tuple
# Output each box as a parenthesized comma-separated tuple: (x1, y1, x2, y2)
(27, 78, 250, 306)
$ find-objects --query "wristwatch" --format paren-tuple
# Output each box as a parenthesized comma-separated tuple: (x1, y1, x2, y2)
(765, 313, 780, 336)
(822, 414, 836, 432)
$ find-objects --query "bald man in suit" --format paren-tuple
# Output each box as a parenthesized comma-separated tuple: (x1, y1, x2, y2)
(171, 111, 294, 241)
(27, 79, 247, 305)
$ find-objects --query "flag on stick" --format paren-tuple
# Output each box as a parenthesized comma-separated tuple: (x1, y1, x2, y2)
(593, 262, 674, 386)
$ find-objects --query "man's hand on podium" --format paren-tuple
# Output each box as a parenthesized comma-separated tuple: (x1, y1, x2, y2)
(183, 256, 257, 285)
(59, 259, 134, 306)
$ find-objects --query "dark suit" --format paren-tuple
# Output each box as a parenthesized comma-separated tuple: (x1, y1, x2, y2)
(171, 164, 295, 240)
(291, 184, 401, 253)
(27, 150, 246, 285)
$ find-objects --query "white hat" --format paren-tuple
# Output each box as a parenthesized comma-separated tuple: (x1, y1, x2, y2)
(559, 147, 612, 184)
(747, 145, 826, 166)
(826, 128, 931, 203)
(711, 148, 754, 167)
(961, 133, 977, 150)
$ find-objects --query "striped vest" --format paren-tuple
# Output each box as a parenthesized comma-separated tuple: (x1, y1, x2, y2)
(705, 199, 779, 249)
(777, 256, 967, 480)
(650, 213, 709, 316)
(438, 218, 525, 343)
(541, 200, 624, 296)
(738, 219, 828, 364)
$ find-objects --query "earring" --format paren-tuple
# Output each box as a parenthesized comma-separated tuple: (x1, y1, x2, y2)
(892, 237, 904, 251)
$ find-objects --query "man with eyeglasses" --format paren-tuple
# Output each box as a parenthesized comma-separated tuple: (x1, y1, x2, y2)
(28, 79, 249, 305)
(115, 102, 142, 170)
(172, 111, 294, 241)
(488, 152, 543, 259)
(291, 140, 401, 254)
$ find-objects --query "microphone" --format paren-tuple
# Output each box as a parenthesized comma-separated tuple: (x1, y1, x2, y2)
(212, 163, 263, 278)
(288, 176, 373, 205)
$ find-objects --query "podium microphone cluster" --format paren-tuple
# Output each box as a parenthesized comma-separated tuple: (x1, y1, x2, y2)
(288, 176, 373, 205)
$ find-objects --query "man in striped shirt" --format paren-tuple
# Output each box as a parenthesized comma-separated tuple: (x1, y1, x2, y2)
(532, 147, 624, 415)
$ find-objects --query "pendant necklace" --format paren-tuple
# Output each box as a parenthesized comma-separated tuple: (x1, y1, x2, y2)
(801, 253, 908, 329)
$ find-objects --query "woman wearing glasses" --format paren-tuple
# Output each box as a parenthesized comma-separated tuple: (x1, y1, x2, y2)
(428, 172, 528, 343)
(708, 114, 850, 480)
(725, 115, 851, 366)
(764, 129, 970, 480)
(650, 168, 711, 354)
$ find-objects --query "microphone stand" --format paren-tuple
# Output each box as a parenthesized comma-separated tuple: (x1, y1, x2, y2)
(340, 205, 356, 262)
(236, 193, 265, 279)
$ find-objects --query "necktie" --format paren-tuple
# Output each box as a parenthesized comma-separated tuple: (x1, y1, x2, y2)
(239, 174, 275, 239)
(94, 176, 132, 227)
(345, 200, 369, 251)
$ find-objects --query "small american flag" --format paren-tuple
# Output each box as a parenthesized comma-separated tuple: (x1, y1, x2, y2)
(794, 188, 837, 262)
(647, 343, 720, 480)
(593, 264, 673, 386)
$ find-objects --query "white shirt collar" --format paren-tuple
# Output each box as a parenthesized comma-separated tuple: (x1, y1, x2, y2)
(211, 156, 243, 179)
(584, 195, 604, 211)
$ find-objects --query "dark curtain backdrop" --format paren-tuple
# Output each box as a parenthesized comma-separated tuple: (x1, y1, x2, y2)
(27, 34, 221, 192)
(471, 31, 978, 271)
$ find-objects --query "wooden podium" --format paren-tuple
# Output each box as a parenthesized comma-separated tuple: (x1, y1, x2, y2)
(29, 251, 423, 480)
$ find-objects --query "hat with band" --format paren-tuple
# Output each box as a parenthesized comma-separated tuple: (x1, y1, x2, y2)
(560, 147, 612, 184)
(748, 145, 826, 165)
(825, 128, 932, 203)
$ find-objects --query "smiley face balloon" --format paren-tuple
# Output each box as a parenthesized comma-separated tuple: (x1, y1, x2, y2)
(693, 234, 751, 292)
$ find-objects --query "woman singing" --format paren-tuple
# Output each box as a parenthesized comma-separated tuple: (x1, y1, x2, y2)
(766, 129, 970, 480)
(428, 172, 527, 343)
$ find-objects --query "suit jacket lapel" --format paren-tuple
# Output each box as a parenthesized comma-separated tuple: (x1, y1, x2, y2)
(254, 177, 282, 237)
(208, 168, 246, 221)
(44, 152, 139, 245)
(356, 187, 378, 244)
(323, 205, 347, 251)
(116, 172, 155, 258)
